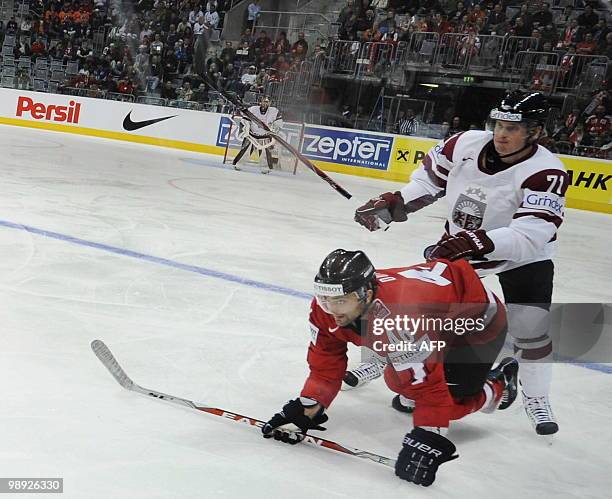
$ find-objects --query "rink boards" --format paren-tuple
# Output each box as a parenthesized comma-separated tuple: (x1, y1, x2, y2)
(0, 88, 609, 214)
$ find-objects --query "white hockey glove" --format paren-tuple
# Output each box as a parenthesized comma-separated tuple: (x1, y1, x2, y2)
(271, 118, 284, 133)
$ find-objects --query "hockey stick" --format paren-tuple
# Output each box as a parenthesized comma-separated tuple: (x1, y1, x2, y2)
(91, 339, 395, 468)
(204, 77, 352, 199)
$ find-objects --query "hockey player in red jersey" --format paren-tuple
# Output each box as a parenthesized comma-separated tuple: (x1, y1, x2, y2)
(353, 91, 567, 436)
(262, 249, 518, 487)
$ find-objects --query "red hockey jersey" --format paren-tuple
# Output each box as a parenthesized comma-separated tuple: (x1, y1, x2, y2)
(301, 258, 506, 428)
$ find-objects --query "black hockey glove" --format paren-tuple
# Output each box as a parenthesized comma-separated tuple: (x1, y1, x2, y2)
(354, 192, 408, 231)
(427, 230, 495, 261)
(395, 427, 459, 487)
(261, 397, 328, 445)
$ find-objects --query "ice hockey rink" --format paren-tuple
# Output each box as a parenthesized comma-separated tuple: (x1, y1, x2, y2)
(0, 125, 610, 499)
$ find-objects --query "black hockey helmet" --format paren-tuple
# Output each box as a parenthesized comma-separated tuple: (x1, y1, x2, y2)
(313, 249, 376, 298)
(489, 91, 548, 126)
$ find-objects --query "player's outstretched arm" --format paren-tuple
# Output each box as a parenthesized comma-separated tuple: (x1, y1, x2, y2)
(355, 134, 461, 232)
(261, 397, 328, 444)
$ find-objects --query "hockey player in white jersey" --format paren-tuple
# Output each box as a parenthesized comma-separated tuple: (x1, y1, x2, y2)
(353, 91, 568, 436)
(232, 96, 283, 174)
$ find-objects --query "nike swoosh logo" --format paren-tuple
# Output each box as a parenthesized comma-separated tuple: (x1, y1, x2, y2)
(329, 326, 340, 332)
(122, 111, 176, 131)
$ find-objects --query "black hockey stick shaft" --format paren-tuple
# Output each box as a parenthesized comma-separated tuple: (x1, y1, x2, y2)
(91, 340, 395, 468)
(204, 78, 352, 199)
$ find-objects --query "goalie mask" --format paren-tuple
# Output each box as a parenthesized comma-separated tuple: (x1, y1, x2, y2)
(259, 96, 271, 113)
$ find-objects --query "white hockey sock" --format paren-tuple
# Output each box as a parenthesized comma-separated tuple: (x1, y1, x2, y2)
(519, 361, 552, 398)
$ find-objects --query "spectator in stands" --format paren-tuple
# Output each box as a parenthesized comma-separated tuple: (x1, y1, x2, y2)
(468, 4, 487, 29)
(205, 6, 220, 29)
(163, 47, 178, 75)
(273, 54, 291, 75)
(450, 2, 467, 24)
(559, 19, 583, 48)
(274, 31, 291, 54)
(531, 29, 544, 50)
(253, 29, 271, 59)
(235, 40, 254, 64)
(161, 80, 176, 99)
(31, 36, 46, 57)
(540, 22, 559, 47)
(592, 19, 610, 49)
(175, 39, 188, 73)
(117, 74, 135, 95)
(240, 64, 258, 92)
(565, 108, 581, 131)
(338, 0, 355, 26)
(376, 10, 397, 34)
(445, 115, 465, 138)
(576, 32, 598, 54)
(177, 80, 194, 101)
(532, 3, 553, 28)
(433, 12, 453, 36)
(486, 4, 506, 35)
(6, 16, 18, 34)
(247, 0, 261, 31)
(355, 9, 375, 34)
(585, 104, 611, 139)
(189, 6, 204, 26)
(291, 31, 309, 59)
(577, 5, 598, 29)
(150, 33, 163, 60)
(513, 17, 532, 37)
(207, 50, 224, 71)
(253, 67, 269, 91)
(192, 82, 208, 104)
(511, 4, 532, 30)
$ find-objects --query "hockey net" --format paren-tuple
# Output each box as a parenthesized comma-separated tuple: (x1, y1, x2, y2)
(222, 115, 305, 174)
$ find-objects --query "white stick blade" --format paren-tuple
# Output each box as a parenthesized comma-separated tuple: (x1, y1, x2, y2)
(91, 339, 134, 390)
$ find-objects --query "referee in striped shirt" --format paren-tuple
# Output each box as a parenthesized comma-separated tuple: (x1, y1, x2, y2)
(394, 108, 419, 135)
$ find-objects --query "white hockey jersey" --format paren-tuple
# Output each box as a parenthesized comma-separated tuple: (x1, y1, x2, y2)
(247, 105, 281, 137)
(400, 130, 568, 275)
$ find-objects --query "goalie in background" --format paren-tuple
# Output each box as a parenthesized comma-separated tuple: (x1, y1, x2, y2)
(231, 96, 283, 174)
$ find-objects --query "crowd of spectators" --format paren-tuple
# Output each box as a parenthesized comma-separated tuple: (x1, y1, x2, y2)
(336, 0, 611, 57)
(0, 1, 240, 101)
(0, 0, 610, 158)
(334, 0, 611, 158)
(0, 0, 323, 104)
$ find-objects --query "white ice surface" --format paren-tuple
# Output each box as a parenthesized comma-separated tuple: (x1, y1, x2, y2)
(0, 125, 610, 499)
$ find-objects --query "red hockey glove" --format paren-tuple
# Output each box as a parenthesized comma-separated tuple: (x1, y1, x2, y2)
(354, 191, 408, 232)
(427, 230, 495, 261)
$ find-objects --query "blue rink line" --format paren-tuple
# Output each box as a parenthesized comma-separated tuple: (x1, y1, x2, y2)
(2, 219, 611, 375)
(0, 219, 311, 301)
